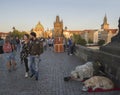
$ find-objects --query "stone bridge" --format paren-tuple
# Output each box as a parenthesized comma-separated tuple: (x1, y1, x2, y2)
(0, 48, 120, 95)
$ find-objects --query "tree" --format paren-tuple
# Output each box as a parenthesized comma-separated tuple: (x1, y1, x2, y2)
(98, 40, 105, 46)
(9, 27, 27, 38)
(88, 39, 93, 44)
(80, 39, 87, 46)
(73, 34, 87, 46)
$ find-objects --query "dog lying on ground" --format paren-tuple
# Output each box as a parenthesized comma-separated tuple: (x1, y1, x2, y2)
(64, 62, 94, 81)
(83, 76, 114, 91)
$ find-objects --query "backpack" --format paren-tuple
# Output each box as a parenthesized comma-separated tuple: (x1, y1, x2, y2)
(3, 42, 12, 53)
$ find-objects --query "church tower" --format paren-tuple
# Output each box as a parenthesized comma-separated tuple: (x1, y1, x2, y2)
(101, 14, 109, 30)
(54, 16, 63, 37)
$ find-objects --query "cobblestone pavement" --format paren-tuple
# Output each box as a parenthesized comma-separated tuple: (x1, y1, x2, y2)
(0, 49, 120, 95)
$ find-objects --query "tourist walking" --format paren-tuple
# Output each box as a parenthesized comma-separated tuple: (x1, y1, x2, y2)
(3, 36, 16, 72)
(15, 36, 20, 52)
(67, 38, 73, 55)
(0, 36, 4, 57)
(21, 34, 30, 78)
(43, 39, 47, 51)
(28, 32, 43, 81)
(48, 38, 53, 50)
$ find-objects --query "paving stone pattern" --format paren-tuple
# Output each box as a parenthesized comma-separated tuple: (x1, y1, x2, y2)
(0, 50, 120, 95)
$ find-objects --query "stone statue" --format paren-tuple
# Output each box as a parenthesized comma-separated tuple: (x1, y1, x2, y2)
(111, 18, 120, 42)
(118, 17, 120, 32)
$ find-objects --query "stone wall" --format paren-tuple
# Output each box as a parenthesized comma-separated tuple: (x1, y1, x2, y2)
(75, 45, 99, 62)
(75, 45, 120, 87)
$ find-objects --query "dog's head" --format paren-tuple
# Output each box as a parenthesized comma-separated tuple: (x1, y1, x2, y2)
(71, 71, 78, 79)
(83, 79, 95, 88)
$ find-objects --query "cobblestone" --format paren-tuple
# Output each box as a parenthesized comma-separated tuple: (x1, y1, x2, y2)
(0, 50, 120, 95)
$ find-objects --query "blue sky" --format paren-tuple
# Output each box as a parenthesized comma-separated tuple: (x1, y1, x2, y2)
(0, 0, 120, 32)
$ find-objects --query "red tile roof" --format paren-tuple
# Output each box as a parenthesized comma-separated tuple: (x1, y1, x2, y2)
(104, 29, 118, 34)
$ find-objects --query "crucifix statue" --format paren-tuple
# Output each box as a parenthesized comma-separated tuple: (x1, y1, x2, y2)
(118, 17, 120, 35)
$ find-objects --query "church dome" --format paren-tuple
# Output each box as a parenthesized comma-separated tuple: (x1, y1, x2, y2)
(34, 21, 44, 32)
(33, 21, 44, 37)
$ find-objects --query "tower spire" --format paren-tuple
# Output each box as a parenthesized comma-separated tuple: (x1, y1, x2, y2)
(56, 15, 60, 22)
(103, 14, 108, 24)
(101, 14, 109, 29)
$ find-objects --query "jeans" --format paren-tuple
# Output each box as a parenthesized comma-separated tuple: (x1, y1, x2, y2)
(5, 52, 15, 62)
(28, 55, 40, 78)
(24, 57, 29, 72)
(16, 44, 20, 52)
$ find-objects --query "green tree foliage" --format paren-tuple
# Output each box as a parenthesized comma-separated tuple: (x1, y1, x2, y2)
(98, 39, 105, 46)
(88, 39, 93, 44)
(73, 34, 87, 46)
(8, 27, 27, 38)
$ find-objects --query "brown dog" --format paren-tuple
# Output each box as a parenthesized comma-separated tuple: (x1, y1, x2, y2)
(83, 76, 114, 91)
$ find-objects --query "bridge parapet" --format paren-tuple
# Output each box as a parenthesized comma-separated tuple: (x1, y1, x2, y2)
(75, 45, 120, 87)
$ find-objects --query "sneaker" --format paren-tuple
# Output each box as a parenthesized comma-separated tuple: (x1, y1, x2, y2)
(25, 72, 28, 78)
(30, 74, 34, 78)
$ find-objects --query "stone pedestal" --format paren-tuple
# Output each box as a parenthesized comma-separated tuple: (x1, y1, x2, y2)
(54, 44, 64, 53)
(54, 37, 64, 53)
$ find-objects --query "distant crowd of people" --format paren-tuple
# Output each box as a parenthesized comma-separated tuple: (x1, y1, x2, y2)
(0, 32, 76, 81)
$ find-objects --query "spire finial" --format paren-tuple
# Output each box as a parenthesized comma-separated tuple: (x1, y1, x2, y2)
(104, 14, 107, 24)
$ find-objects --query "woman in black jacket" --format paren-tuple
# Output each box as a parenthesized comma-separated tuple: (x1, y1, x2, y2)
(21, 34, 30, 78)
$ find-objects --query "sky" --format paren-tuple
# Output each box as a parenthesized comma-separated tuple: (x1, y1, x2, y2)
(0, 0, 120, 32)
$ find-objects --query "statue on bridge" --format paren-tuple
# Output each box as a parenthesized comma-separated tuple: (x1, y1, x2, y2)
(118, 17, 120, 31)
(111, 17, 120, 42)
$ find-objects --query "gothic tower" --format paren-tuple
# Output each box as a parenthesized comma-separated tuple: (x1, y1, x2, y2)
(54, 16, 63, 37)
(101, 14, 109, 30)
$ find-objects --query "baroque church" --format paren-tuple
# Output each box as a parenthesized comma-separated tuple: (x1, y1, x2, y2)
(33, 21, 44, 38)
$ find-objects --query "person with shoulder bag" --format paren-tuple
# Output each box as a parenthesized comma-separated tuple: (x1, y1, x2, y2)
(3, 36, 16, 72)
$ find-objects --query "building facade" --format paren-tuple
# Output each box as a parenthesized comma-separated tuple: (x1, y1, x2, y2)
(0, 32, 9, 39)
(80, 15, 118, 44)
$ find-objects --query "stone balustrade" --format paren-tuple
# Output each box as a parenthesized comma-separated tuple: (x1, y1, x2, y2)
(75, 45, 120, 87)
